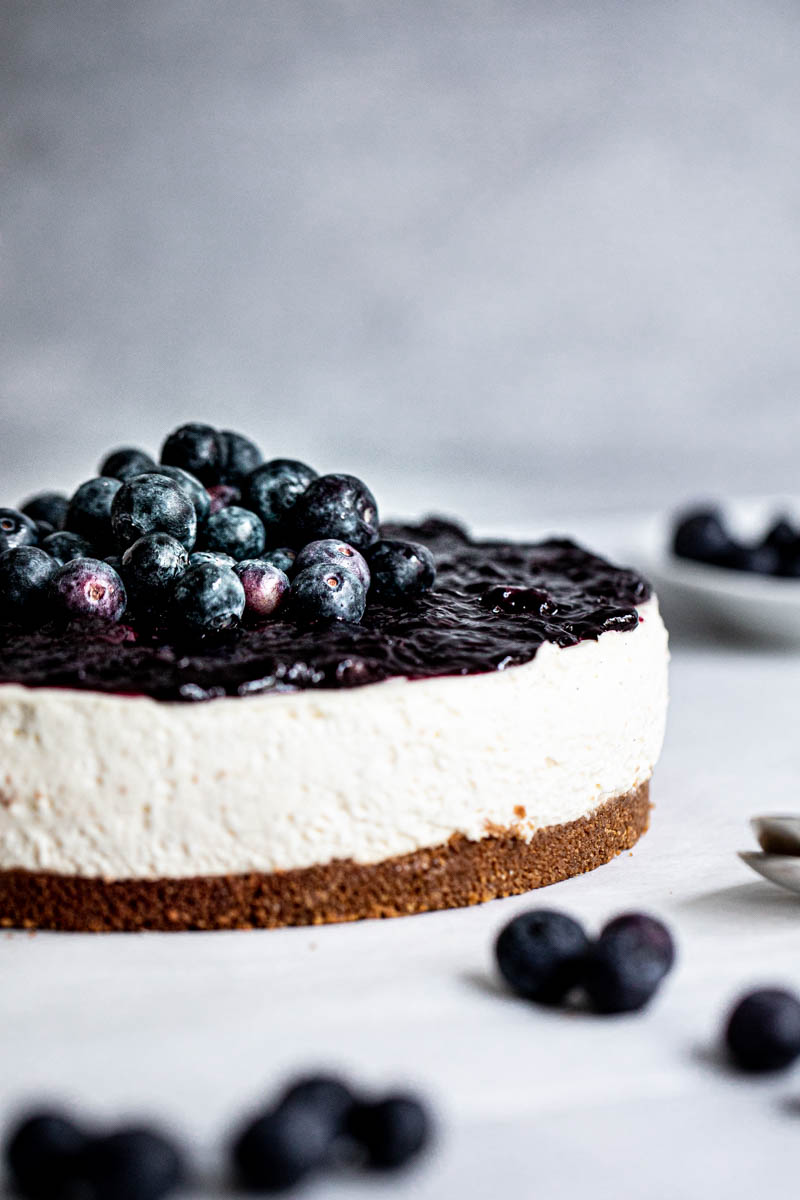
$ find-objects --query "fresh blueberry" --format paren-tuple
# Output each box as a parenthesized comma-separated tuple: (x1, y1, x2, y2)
(51, 558, 127, 623)
(20, 491, 69, 530)
(598, 913, 675, 978)
(262, 546, 296, 575)
(219, 430, 263, 485)
(42, 530, 95, 564)
(347, 1095, 431, 1170)
(292, 474, 379, 552)
(99, 447, 157, 481)
(76, 1127, 185, 1200)
(189, 550, 235, 568)
(243, 459, 318, 538)
(0, 547, 58, 625)
(4, 1109, 88, 1199)
(671, 508, 736, 566)
(290, 563, 367, 624)
(0, 507, 39, 554)
(207, 484, 242, 514)
(294, 539, 371, 589)
(367, 540, 435, 602)
(203, 506, 265, 561)
(65, 477, 122, 549)
(495, 910, 590, 1004)
(171, 562, 245, 634)
(234, 560, 289, 618)
(160, 422, 223, 485)
(121, 533, 189, 612)
(582, 913, 676, 1014)
(231, 1105, 331, 1192)
(725, 988, 800, 1072)
(276, 1075, 355, 1138)
(111, 475, 197, 551)
(143, 465, 211, 526)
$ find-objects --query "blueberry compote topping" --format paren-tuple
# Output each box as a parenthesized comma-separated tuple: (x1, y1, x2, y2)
(0, 516, 650, 701)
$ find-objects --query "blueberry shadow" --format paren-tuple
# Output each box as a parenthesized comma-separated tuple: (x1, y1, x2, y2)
(460, 969, 510, 1001)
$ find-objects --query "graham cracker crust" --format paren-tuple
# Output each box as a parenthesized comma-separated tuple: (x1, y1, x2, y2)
(0, 783, 650, 932)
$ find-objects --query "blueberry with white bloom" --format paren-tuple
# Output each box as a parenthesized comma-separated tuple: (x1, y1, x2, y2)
(219, 430, 263, 485)
(0, 508, 39, 554)
(189, 550, 235, 569)
(234, 559, 290, 618)
(294, 539, 370, 589)
(160, 422, 223, 485)
(121, 533, 189, 611)
(290, 563, 366, 623)
(172, 562, 245, 634)
(292, 474, 379, 551)
(203, 506, 265, 561)
(244, 459, 317, 538)
(111, 474, 197, 551)
(366, 540, 435, 602)
(51, 558, 127, 622)
(42, 530, 96, 564)
(0, 546, 59, 624)
(262, 546, 296, 575)
(99, 446, 157, 481)
(21, 491, 69, 530)
(65, 477, 122, 549)
(144, 465, 210, 526)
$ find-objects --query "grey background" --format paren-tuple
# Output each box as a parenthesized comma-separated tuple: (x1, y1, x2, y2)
(2, 0, 799, 526)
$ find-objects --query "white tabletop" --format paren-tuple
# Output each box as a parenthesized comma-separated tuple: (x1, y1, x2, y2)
(2, 512, 800, 1200)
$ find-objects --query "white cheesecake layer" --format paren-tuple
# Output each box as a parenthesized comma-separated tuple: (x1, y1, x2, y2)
(0, 599, 668, 880)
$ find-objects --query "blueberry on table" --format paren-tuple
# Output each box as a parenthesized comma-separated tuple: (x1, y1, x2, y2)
(347, 1095, 432, 1170)
(203, 506, 266, 561)
(234, 559, 289, 617)
(290, 563, 367, 624)
(99, 446, 157, 481)
(231, 1105, 331, 1192)
(111, 474, 197, 551)
(0, 546, 58, 624)
(725, 988, 800, 1072)
(292, 474, 379, 552)
(121, 533, 189, 611)
(294, 539, 371, 589)
(189, 550, 235, 568)
(598, 913, 675, 978)
(42, 530, 96, 564)
(367, 540, 435, 602)
(582, 912, 676, 1014)
(160, 422, 223, 485)
(171, 562, 245, 634)
(20, 491, 69, 530)
(76, 1127, 185, 1200)
(244, 459, 318, 536)
(495, 909, 590, 1005)
(671, 508, 736, 566)
(0, 507, 39, 554)
(276, 1075, 355, 1138)
(262, 546, 296, 575)
(144, 465, 211, 525)
(4, 1109, 88, 1199)
(218, 429, 263, 485)
(65, 477, 123, 549)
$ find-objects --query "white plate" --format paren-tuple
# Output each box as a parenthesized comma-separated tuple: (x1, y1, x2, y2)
(638, 495, 800, 643)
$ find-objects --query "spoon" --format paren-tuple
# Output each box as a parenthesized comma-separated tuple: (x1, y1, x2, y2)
(739, 851, 800, 896)
(750, 815, 800, 857)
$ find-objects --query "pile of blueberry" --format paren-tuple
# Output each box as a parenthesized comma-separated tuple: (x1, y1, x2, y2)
(0, 424, 436, 635)
(3, 1074, 432, 1199)
(672, 506, 800, 577)
(495, 908, 676, 1014)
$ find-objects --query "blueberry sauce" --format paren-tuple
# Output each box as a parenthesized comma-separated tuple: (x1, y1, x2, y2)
(0, 519, 651, 701)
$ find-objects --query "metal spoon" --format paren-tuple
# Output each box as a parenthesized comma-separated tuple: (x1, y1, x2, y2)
(751, 815, 800, 857)
(739, 851, 800, 895)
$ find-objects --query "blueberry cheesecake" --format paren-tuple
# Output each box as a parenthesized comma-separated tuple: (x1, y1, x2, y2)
(0, 425, 668, 931)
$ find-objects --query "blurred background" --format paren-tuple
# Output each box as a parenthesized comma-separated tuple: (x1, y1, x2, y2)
(2, 0, 799, 528)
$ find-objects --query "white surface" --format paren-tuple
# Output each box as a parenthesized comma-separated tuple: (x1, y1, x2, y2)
(2, 512, 800, 1199)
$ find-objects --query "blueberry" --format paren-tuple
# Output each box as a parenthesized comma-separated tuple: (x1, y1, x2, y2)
(671, 508, 736, 566)
(231, 1105, 331, 1192)
(99, 447, 157, 481)
(171, 562, 245, 634)
(495, 910, 590, 1004)
(111, 474, 197, 551)
(35, 520, 56, 541)
(292, 473, 379, 552)
(582, 913, 676, 1014)
(51, 558, 127, 623)
(189, 550, 235, 569)
(20, 491, 69, 530)
(294, 539, 371, 589)
(219, 430, 263, 485)
(725, 988, 800, 1072)
(347, 1095, 431, 1170)
(598, 913, 675, 978)
(143, 465, 211, 526)
(203, 506, 265, 561)
(0, 507, 39, 554)
(76, 1127, 185, 1200)
(65, 477, 122, 549)
(243, 459, 318, 538)
(42, 530, 96, 564)
(4, 1109, 88, 1199)
(290, 563, 367, 624)
(121, 533, 189, 612)
(207, 484, 242, 514)
(0, 547, 59, 625)
(160, 422, 223, 485)
(234, 560, 289, 618)
(105, 554, 123, 571)
(276, 1075, 355, 1138)
(262, 547, 296, 575)
(367, 540, 435, 602)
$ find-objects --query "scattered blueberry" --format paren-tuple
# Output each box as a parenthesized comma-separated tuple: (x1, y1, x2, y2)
(290, 563, 367, 624)
(261, 546, 296, 575)
(0, 547, 59, 625)
(4, 1109, 88, 1199)
(111, 474, 197, 551)
(582, 913, 675, 1014)
(42, 530, 95, 564)
(20, 491, 69, 530)
(189, 550, 235, 568)
(725, 988, 800, 1072)
(207, 484, 242, 514)
(495, 910, 590, 1005)
(244, 459, 318, 538)
(347, 1095, 431, 1170)
(160, 422, 223, 485)
(203, 506, 266, 561)
(292, 474, 379, 551)
(367, 540, 435, 602)
(219, 430, 263, 485)
(121, 533, 189, 612)
(99, 447, 157, 481)
(294, 539, 371, 589)
(672, 508, 736, 566)
(65, 477, 122, 549)
(0, 508, 39, 554)
(231, 1105, 331, 1193)
(51, 558, 127, 623)
(234, 559, 290, 618)
(277, 1075, 355, 1138)
(171, 562, 245, 634)
(144, 465, 211, 526)
(76, 1127, 185, 1200)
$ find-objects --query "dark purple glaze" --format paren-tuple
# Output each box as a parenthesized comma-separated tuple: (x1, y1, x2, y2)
(0, 518, 651, 701)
